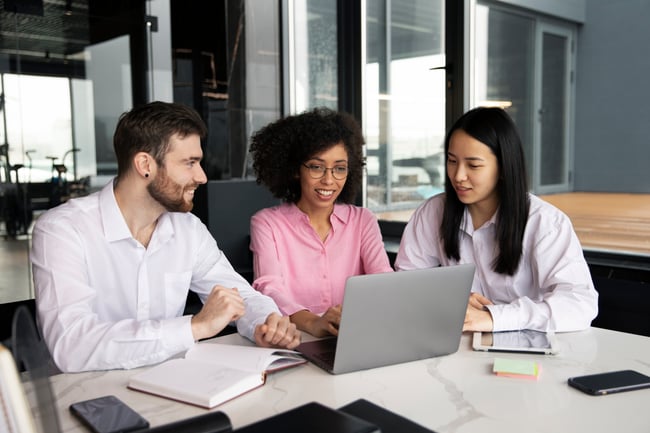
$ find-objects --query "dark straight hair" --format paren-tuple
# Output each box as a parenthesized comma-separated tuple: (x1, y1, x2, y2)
(441, 107, 530, 275)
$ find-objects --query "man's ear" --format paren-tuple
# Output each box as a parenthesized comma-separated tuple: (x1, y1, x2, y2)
(134, 152, 155, 179)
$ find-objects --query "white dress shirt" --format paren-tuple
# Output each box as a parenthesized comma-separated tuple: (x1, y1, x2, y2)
(395, 193, 598, 332)
(31, 180, 280, 372)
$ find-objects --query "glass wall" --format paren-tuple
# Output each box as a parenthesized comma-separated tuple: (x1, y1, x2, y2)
(283, 0, 338, 113)
(470, 2, 575, 193)
(364, 0, 446, 218)
(472, 4, 535, 188)
(2, 74, 74, 183)
(0, 1, 147, 302)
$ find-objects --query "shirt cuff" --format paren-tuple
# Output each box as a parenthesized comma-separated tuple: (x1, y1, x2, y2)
(163, 315, 196, 350)
(486, 304, 518, 332)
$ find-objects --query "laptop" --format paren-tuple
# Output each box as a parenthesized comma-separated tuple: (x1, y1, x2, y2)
(297, 264, 476, 374)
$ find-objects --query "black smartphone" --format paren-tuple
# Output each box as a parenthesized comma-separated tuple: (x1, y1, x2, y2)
(69, 395, 149, 433)
(568, 369, 650, 396)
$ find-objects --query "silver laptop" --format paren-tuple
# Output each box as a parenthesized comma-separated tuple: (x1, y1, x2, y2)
(297, 264, 476, 374)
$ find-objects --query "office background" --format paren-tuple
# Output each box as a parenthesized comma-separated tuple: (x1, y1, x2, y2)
(0, 0, 648, 337)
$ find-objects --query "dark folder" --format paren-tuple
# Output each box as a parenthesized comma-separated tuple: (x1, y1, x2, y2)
(340, 399, 437, 433)
(233, 402, 379, 433)
(141, 411, 232, 433)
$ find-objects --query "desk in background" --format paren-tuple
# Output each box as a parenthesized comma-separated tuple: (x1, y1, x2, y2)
(36, 327, 650, 433)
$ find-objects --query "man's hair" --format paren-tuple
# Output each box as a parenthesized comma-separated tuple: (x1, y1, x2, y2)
(113, 101, 207, 178)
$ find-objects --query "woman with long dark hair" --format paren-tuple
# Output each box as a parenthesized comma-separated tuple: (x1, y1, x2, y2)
(395, 107, 598, 332)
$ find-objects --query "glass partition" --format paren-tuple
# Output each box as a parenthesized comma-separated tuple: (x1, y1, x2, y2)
(283, 0, 338, 114)
(364, 0, 446, 218)
(0, 0, 146, 303)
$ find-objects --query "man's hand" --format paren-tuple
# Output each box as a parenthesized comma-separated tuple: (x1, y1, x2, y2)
(254, 313, 301, 349)
(463, 292, 494, 332)
(191, 286, 245, 341)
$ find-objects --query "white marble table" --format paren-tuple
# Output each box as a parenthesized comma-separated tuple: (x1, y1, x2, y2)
(38, 327, 650, 432)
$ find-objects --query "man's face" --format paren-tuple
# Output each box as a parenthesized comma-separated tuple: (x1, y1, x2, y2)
(147, 133, 207, 212)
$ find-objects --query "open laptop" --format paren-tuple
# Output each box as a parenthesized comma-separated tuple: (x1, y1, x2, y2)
(297, 264, 476, 374)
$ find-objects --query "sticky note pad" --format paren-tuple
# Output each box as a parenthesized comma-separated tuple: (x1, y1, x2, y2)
(493, 358, 540, 380)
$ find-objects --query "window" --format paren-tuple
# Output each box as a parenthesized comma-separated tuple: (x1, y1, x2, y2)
(1, 74, 73, 183)
(364, 0, 446, 220)
(283, 0, 338, 113)
(470, 2, 576, 194)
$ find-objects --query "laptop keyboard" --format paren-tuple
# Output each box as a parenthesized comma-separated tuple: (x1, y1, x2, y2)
(314, 349, 335, 364)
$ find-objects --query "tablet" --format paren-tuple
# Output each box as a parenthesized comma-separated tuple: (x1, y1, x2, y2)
(472, 330, 559, 355)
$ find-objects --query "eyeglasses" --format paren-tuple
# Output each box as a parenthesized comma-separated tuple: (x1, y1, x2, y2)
(302, 163, 349, 180)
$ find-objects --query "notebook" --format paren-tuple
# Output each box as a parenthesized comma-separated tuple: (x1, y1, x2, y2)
(297, 264, 475, 374)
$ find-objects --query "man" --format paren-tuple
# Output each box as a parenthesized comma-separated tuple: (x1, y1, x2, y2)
(31, 101, 300, 373)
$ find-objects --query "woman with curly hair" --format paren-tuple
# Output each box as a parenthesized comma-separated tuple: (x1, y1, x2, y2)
(249, 107, 393, 337)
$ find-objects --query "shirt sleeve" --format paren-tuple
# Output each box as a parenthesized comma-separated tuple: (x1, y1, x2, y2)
(394, 196, 444, 270)
(358, 209, 394, 274)
(191, 227, 281, 340)
(31, 216, 195, 373)
(486, 211, 598, 333)
(249, 211, 302, 315)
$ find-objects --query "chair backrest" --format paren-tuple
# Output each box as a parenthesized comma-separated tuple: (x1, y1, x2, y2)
(205, 179, 280, 282)
(10, 305, 62, 433)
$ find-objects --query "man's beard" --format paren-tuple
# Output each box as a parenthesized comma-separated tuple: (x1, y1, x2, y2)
(147, 170, 196, 212)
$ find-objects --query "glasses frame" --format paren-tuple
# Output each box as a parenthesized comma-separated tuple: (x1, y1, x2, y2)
(301, 163, 349, 180)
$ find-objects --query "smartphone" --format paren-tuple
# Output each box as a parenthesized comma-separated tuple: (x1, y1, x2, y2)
(69, 395, 149, 433)
(568, 370, 650, 396)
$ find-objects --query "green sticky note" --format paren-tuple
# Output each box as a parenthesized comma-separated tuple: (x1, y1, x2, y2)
(493, 357, 538, 376)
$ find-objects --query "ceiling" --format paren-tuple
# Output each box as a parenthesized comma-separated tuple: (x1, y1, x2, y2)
(0, 0, 90, 63)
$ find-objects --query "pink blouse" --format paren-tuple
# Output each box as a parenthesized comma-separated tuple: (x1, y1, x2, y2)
(250, 203, 393, 315)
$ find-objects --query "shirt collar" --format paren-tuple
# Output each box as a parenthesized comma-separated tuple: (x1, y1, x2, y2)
(461, 206, 498, 235)
(100, 179, 132, 242)
(284, 202, 352, 226)
(99, 179, 174, 245)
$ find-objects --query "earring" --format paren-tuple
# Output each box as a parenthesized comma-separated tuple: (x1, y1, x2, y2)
(144, 173, 149, 178)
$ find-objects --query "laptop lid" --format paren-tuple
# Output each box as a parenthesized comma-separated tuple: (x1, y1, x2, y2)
(298, 264, 475, 374)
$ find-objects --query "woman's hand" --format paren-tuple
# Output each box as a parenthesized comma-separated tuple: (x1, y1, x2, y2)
(463, 293, 494, 332)
(291, 305, 341, 338)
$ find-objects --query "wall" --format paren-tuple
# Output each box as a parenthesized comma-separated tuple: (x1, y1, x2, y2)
(494, 0, 585, 22)
(573, 0, 650, 193)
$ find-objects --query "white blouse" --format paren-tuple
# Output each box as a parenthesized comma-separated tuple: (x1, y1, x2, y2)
(395, 193, 598, 332)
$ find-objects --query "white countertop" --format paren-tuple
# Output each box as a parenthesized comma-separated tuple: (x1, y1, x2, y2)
(35, 327, 650, 432)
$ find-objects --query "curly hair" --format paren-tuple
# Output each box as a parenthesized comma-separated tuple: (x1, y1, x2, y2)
(249, 107, 365, 203)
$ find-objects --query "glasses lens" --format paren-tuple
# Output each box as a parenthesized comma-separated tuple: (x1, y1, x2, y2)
(303, 164, 348, 179)
(332, 166, 348, 179)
